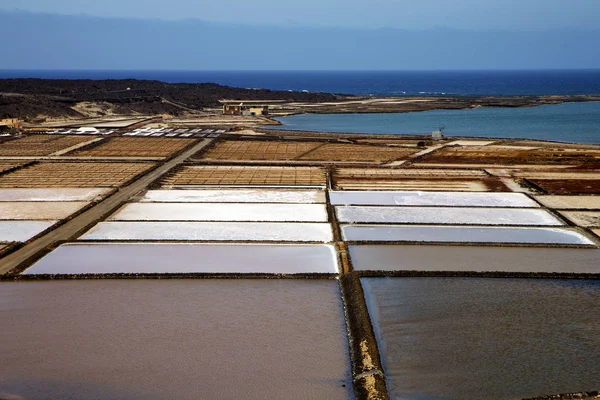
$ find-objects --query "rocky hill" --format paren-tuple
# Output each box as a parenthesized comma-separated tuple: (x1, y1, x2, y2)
(0, 78, 346, 120)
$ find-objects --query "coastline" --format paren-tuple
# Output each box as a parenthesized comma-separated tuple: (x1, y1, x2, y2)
(2, 78, 600, 122)
(265, 95, 600, 117)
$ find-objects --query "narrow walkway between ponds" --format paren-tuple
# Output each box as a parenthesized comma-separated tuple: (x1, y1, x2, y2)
(0, 139, 215, 275)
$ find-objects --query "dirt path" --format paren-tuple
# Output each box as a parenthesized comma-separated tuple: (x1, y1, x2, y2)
(0, 139, 215, 275)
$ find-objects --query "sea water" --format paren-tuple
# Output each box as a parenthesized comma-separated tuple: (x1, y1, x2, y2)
(270, 102, 600, 144)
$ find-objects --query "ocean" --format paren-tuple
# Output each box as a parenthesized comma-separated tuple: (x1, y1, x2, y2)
(1, 69, 599, 143)
(2, 69, 600, 96)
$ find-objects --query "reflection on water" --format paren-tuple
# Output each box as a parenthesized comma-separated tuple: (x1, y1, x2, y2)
(336, 206, 562, 225)
(80, 221, 334, 242)
(362, 278, 600, 400)
(24, 243, 339, 274)
(341, 225, 594, 245)
(350, 245, 600, 274)
(330, 191, 538, 208)
(269, 102, 600, 144)
(0, 280, 352, 400)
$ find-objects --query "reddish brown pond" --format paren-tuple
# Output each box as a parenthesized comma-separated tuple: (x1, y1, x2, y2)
(0, 280, 352, 400)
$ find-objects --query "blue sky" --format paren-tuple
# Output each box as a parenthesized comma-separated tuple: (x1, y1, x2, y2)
(3, 0, 599, 29)
(1, 1, 599, 70)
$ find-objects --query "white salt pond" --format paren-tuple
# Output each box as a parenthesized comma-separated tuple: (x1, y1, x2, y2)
(109, 203, 328, 222)
(362, 278, 600, 400)
(341, 225, 596, 245)
(350, 245, 600, 273)
(0, 188, 108, 202)
(535, 195, 600, 210)
(0, 202, 88, 220)
(24, 243, 339, 274)
(330, 191, 539, 207)
(0, 221, 57, 242)
(141, 189, 326, 203)
(80, 222, 334, 242)
(336, 206, 563, 225)
(0, 280, 352, 400)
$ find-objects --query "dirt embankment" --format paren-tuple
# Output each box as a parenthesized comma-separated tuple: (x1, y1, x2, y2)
(271, 95, 600, 115)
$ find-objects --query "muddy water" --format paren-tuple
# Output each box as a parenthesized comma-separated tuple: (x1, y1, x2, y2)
(336, 206, 563, 225)
(0, 280, 352, 400)
(331, 191, 539, 208)
(350, 245, 600, 274)
(341, 225, 595, 245)
(362, 278, 600, 400)
(24, 243, 339, 274)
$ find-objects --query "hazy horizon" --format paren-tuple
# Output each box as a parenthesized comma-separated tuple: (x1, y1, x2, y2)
(2, 10, 600, 71)
(3, 0, 599, 30)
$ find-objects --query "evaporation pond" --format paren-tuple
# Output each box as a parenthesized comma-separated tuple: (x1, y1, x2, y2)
(0, 220, 57, 242)
(0, 280, 352, 400)
(80, 222, 333, 242)
(336, 206, 563, 225)
(341, 225, 595, 245)
(535, 195, 600, 210)
(0, 188, 108, 202)
(362, 278, 600, 400)
(141, 189, 325, 203)
(558, 211, 600, 227)
(0, 202, 88, 220)
(109, 203, 328, 222)
(330, 191, 539, 207)
(350, 245, 600, 273)
(24, 243, 339, 274)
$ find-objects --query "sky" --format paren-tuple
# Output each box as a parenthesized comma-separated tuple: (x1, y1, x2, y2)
(0, 0, 599, 70)
(3, 0, 599, 30)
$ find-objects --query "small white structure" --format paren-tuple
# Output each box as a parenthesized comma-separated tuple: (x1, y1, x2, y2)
(432, 126, 444, 140)
(77, 127, 100, 134)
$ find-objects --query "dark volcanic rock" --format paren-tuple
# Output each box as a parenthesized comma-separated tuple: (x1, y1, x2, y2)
(0, 78, 345, 119)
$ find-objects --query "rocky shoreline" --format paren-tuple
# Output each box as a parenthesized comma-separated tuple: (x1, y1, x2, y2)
(0, 78, 344, 120)
(2, 78, 600, 122)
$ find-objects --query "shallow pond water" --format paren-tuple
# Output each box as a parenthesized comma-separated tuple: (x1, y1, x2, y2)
(0, 188, 108, 202)
(330, 191, 539, 208)
(0, 220, 57, 242)
(110, 203, 329, 222)
(141, 189, 326, 203)
(350, 245, 600, 274)
(80, 222, 334, 242)
(0, 201, 88, 220)
(24, 243, 339, 274)
(0, 280, 352, 400)
(341, 225, 594, 245)
(362, 277, 600, 400)
(336, 206, 563, 225)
